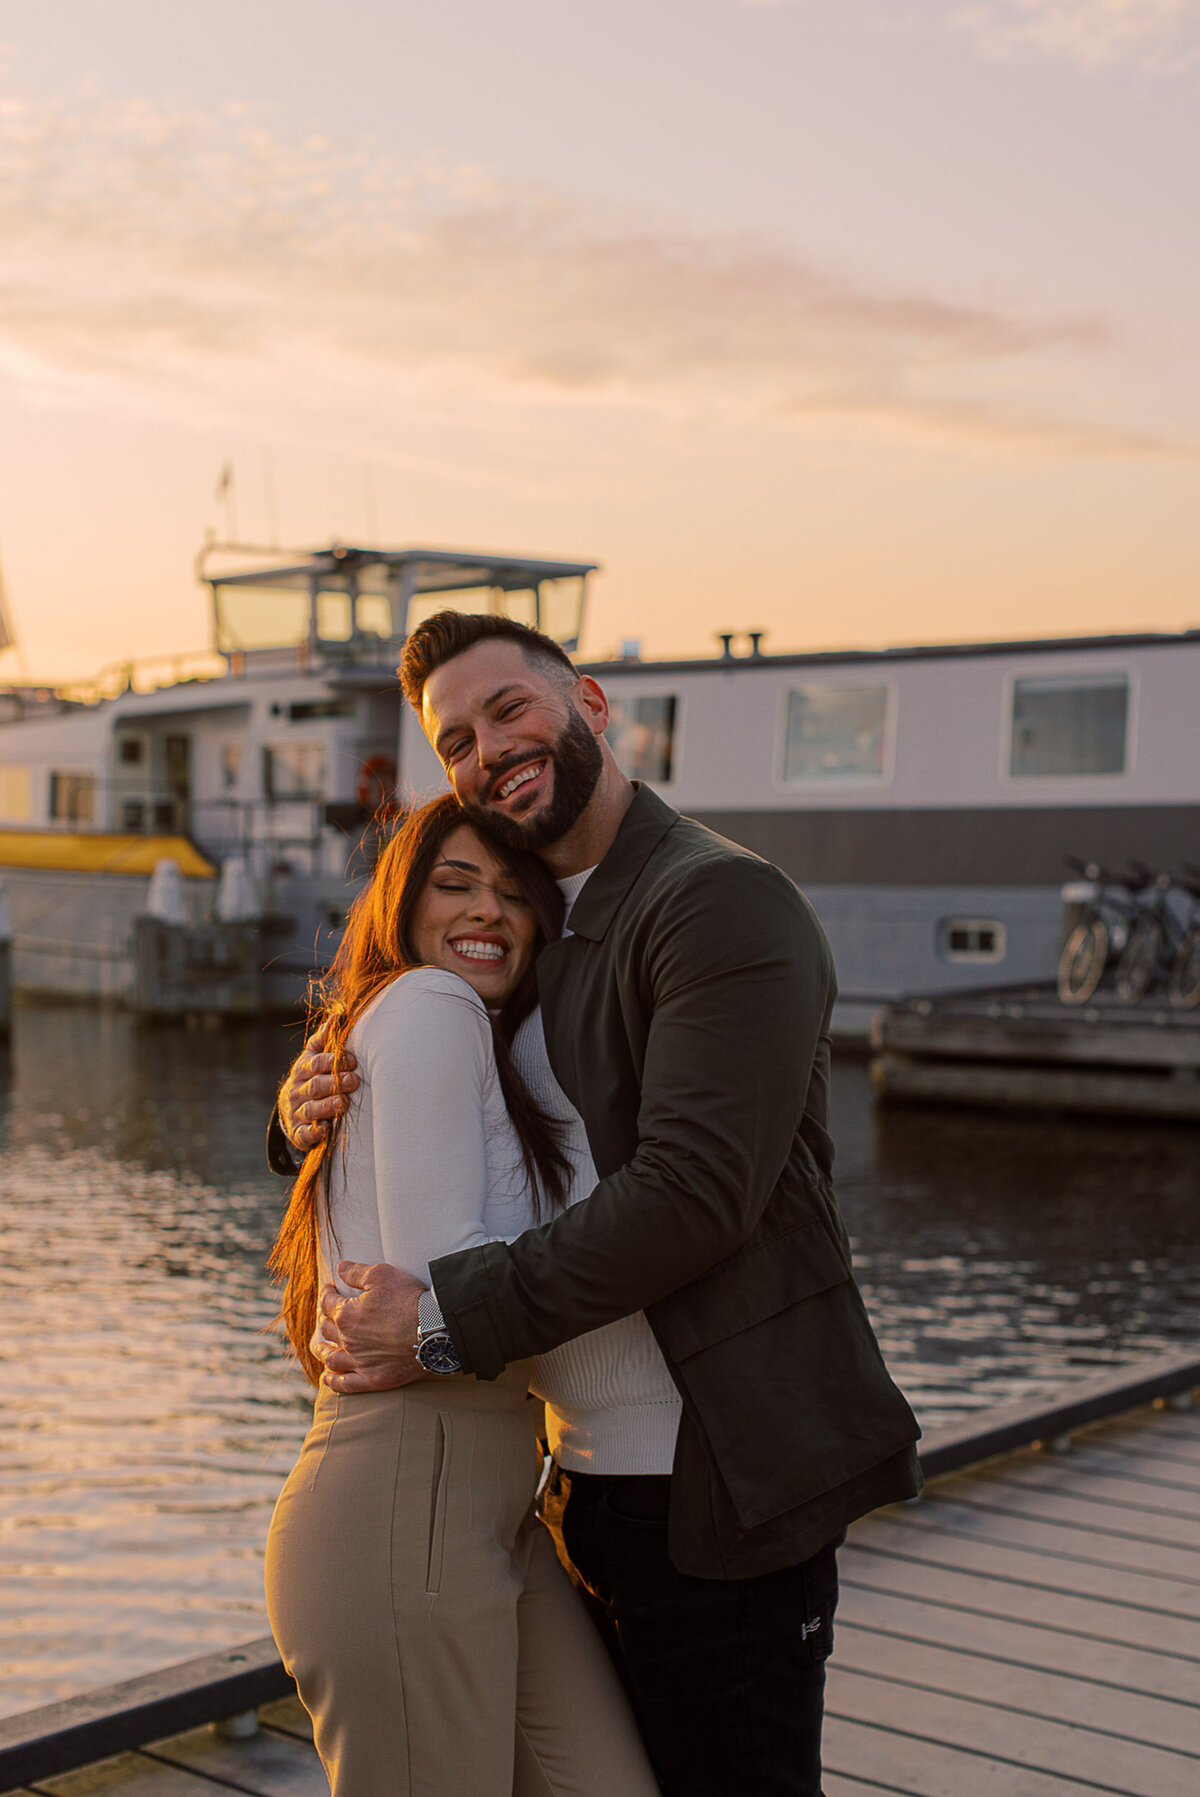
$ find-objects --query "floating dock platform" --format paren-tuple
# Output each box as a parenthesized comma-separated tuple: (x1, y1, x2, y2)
(872, 981, 1200, 1118)
(3, 1354, 1198, 1797)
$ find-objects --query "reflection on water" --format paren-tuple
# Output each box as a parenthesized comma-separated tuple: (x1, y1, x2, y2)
(1, 1007, 1198, 1717)
(832, 1060, 1200, 1422)
(0, 1006, 305, 1719)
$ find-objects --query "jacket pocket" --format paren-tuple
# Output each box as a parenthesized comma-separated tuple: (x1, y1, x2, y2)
(652, 1218, 851, 1362)
(425, 1412, 453, 1597)
(652, 1227, 919, 1533)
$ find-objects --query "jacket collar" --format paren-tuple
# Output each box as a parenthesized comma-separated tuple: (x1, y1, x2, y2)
(564, 784, 678, 941)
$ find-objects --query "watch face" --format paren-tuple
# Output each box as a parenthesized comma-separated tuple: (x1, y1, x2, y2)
(417, 1331, 461, 1376)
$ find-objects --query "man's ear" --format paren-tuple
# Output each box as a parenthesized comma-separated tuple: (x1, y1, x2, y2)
(574, 675, 610, 737)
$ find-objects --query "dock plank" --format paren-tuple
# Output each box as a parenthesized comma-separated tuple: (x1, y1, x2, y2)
(28, 1754, 229, 1795)
(826, 1667, 1199, 1796)
(1092, 1433, 1200, 1470)
(823, 1714, 1101, 1796)
(1065, 1443, 1200, 1496)
(1085, 1416, 1200, 1459)
(833, 1617, 1200, 1755)
(844, 1515, 1200, 1622)
(970, 1455, 1200, 1520)
(146, 1724, 326, 1796)
(1134, 1411, 1200, 1442)
(839, 1540, 1200, 1656)
(838, 1583, 1200, 1705)
(256, 1704, 311, 1746)
(823, 1776, 913, 1796)
(926, 1468, 1200, 1550)
(887, 1490, 1200, 1584)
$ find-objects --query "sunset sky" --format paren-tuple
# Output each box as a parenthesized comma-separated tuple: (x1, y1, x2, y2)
(0, 1, 1197, 678)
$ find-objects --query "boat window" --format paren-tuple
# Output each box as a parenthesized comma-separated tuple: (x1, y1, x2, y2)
(317, 590, 353, 642)
(0, 765, 32, 823)
(122, 800, 145, 832)
(606, 695, 678, 783)
(402, 577, 582, 649)
(937, 918, 1006, 962)
(782, 685, 890, 782)
(264, 741, 326, 801)
(117, 737, 144, 765)
(221, 742, 242, 790)
(356, 594, 393, 638)
(288, 700, 357, 722)
(215, 584, 309, 652)
(1009, 675, 1128, 777)
(49, 772, 95, 824)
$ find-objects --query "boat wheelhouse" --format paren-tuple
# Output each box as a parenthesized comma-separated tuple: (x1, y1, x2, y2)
(0, 545, 594, 1006)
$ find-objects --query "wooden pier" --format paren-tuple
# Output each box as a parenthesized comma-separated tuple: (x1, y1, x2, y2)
(873, 982, 1200, 1119)
(3, 1355, 1198, 1797)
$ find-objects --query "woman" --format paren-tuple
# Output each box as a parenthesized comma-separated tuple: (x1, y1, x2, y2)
(264, 794, 657, 1797)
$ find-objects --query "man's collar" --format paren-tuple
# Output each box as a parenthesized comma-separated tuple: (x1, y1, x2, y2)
(560, 784, 677, 941)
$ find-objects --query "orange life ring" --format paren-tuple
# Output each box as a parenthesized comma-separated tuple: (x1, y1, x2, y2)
(356, 754, 397, 812)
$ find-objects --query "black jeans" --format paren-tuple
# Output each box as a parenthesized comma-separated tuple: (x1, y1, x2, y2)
(542, 1467, 839, 1797)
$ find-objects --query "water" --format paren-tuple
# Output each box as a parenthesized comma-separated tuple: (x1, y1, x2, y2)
(1, 1005, 1198, 1718)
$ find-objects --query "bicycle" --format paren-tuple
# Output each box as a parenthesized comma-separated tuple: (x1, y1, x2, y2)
(1057, 859, 1140, 1004)
(1167, 864, 1200, 1010)
(1114, 861, 1200, 1008)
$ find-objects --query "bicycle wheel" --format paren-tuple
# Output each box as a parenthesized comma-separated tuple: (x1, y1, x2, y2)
(1116, 918, 1162, 1005)
(1058, 919, 1107, 1004)
(1168, 926, 1200, 1010)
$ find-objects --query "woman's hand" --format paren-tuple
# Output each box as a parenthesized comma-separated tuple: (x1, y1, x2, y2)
(319, 1261, 427, 1392)
(279, 1022, 361, 1152)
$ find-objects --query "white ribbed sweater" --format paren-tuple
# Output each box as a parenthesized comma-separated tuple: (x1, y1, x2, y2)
(320, 962, 681, 1475)
(514, 1003, 682, 1475)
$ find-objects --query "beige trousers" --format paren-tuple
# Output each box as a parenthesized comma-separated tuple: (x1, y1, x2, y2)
(265, 1366, 659, 1797)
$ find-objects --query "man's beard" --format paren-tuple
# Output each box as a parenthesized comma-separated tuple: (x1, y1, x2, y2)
(467, 708, 604, 852)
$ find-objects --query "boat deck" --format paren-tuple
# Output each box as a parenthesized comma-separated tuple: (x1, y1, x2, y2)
(6, 1394, 1199, 1797)
(873, 981, 1200, 1119)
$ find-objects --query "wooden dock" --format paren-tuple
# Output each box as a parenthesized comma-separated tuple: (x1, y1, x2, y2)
(873, 982, 1200, 1119)
(825, 1395, 1200, 1794)
(4, 1356, 1199, 1797)
(8, 1697, 324, 1797)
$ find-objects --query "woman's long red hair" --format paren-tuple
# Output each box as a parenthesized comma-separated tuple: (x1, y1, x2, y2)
(268, 794, 568, 1384)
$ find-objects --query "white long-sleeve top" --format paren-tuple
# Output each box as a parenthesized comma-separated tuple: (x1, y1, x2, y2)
(319, 968, 535, 1294)
(321, 963, 681, 1475)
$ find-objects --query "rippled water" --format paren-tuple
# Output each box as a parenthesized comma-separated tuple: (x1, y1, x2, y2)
(1, 1004, 1198, 1718)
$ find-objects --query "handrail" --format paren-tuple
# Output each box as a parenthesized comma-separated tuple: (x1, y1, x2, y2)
(1, 1351, 1196, 1788)
(0, 1638, 290, 1789)
(918, 1348, 1200, 1480)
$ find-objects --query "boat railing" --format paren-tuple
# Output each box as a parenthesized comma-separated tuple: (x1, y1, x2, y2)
(6, 651, 229, 710)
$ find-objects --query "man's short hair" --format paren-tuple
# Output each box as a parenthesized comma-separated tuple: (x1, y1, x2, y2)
(399, 610, 578, 711)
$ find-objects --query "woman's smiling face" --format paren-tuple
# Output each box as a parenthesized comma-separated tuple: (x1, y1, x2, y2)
(411, 824, 539, 1004)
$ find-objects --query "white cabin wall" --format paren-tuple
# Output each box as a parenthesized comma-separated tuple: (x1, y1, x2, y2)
(0, 708, 111, 825)
(399, 706, 450, 804)
(595, 639, 1198, 816)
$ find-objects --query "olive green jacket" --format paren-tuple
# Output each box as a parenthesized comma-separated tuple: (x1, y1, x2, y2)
(432, 785, 921, 1579)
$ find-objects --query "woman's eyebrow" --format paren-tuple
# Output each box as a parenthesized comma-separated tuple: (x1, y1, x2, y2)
(434, 857, 484, 875)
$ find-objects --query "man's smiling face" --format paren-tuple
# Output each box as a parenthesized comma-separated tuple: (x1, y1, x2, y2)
(421, 638, 606, 852)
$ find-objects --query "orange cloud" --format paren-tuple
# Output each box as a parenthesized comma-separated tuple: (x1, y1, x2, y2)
(952, 0, 1200, 69)
(0, 76, 1181, 460)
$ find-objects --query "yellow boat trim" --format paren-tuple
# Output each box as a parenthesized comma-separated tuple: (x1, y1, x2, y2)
(0, 831, 217, 878)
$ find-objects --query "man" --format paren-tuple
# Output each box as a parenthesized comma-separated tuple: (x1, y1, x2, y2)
(275, 611, 921, 1796)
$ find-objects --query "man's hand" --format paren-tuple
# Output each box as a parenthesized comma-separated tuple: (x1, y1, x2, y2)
(318, 1261, 427, 1393)
(279, 1022, 361, 1153)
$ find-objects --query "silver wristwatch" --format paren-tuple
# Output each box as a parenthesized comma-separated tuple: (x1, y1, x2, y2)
(414, 1288, 462, 1376)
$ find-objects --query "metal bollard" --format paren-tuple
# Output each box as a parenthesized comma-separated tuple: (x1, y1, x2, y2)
(213, 1709, 260, 1740)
